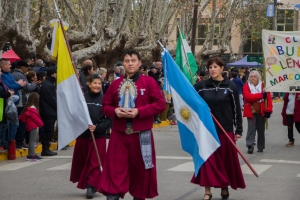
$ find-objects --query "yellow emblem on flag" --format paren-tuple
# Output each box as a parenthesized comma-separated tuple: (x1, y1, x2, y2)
(180, 107, 191, 121)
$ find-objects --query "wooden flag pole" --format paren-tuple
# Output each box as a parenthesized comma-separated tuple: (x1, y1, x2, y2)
(90, 131, 103, 171)
(211, 113, 259, 177)
(53, 0, 102, 171)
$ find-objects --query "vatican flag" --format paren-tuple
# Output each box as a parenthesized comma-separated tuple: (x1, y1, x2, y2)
(54, 22, 92, 150)
(162, 49, 220, 176)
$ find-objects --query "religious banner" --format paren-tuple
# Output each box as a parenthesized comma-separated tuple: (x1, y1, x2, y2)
(262, 30, 300, 92)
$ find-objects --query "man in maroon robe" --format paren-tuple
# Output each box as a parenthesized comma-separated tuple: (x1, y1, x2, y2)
(100, 50, 166, 200)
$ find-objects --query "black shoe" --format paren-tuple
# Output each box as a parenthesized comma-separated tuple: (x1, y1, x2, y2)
(257, 149, 263, 152)
(247, 146, 254, 154)
(86, 188, 94, 199)
(157, 118, 162, 123)
(133, 198, 145, 200)
(41, 150, 57, 156)
(86, 184, 97, 193)
(154, 121, 159, 124)
(16, 145, 23, 150)
(221, 187, 229, 200)
(107, 194, 120, 200)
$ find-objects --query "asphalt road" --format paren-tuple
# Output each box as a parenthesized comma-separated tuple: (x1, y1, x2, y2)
(0, 102, 300, 200)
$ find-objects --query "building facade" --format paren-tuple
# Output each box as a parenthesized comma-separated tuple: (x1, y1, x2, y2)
(167, 0, 300, 66)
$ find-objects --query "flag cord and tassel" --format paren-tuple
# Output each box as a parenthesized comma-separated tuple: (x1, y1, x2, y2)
(211, 114, 259, 177)
(53, 0, 102, 171)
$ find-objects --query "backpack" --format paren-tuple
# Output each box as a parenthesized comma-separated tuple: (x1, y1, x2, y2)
(5, 98, 18, 123)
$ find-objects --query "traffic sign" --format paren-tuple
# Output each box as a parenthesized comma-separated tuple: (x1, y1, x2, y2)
(247, 55, 263, 63)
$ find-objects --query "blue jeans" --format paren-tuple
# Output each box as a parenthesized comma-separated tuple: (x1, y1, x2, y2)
(0, 121, 18, 148)
(0, 123, 8, 147)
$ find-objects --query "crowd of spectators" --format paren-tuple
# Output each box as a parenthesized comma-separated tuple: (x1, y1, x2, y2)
(0, 58, 57, 158)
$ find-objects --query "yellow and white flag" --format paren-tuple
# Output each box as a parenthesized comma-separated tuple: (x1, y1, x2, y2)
(54, 21, 92, 150)
(50, 19, 69, 60)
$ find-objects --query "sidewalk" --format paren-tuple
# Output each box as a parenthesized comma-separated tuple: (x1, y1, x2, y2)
(0, 121, 171, 161)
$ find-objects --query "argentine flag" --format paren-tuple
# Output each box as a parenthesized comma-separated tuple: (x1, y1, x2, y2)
(266, 4, 274, 17)
(162, 49, 220, 176)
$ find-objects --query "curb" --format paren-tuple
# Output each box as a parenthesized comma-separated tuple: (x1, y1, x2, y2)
(0, 140, 76, 161)
(272, 99, 283, 103)
(0, 121, 172, 161)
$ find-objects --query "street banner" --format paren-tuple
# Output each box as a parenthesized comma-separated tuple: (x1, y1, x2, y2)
(175, 30, 198, 85)
(266, 4, 274, 17)
(262, 30, 300, 92)
(163, 49, 220, 176)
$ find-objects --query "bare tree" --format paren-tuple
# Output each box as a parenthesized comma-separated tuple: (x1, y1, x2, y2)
(0, 0, 186, 67)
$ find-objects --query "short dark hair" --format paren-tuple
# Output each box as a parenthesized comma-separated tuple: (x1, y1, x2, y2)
(37, 71, 47, 81)
(207, 57, 225, 68)
(89, 74, 102, 83)
(231, 72, 238, 78)
(82, 65, 93, 77)
(45, 60, 56, 68)
(122, 50, 141, 61)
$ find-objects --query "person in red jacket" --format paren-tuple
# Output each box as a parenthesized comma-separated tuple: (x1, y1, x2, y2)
(19, 92, 44, 161)
(99, 50, 166, 200)
(281, 93, 300, 147)
(243, 70, 273, 154)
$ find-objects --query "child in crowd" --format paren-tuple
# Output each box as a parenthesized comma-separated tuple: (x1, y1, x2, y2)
(19, 92, 44, 161)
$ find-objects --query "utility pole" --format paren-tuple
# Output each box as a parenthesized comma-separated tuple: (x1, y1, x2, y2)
(191, 0, 199, 55)
(271, 0, 283, 30)
(271, 0, 277, 30)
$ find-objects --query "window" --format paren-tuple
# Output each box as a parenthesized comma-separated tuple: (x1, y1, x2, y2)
(276, 9, 298, 31)
(243, 37, 262, 53)
(196, 18, 220, 45)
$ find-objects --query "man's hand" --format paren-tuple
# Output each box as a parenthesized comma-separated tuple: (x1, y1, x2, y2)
(35, 80, 42, 85)
(17, 79, 26, 87)
(126, 108, 139, 118)
(8, 89, 14, 96)
(88, 124, 96, 132)
(115, 107, 130, 118)
(234, 134, 242, 141)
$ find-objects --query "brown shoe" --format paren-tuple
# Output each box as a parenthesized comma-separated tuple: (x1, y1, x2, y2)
(286, 141, 294, 147)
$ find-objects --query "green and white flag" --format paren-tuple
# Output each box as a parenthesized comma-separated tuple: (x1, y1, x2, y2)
(175, 30, 198, 84)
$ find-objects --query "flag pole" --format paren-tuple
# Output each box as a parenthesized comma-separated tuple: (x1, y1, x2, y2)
(211, 114, 259, 177)
(90, 131, 103, 171)
(263, 53, 268, 129)
(53, 0, 76, 72)
(53, 0, 102, 171)
(177, 26, 195, 85)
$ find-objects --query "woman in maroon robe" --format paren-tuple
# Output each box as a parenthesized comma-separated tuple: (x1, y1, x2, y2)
(70, 74, 111, 199)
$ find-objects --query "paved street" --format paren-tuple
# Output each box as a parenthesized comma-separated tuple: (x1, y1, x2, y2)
(1, 102, 300, 200)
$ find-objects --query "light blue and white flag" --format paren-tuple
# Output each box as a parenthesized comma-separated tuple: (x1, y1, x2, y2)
(162, 49, 220, 176)
(266, 4, 274, 17)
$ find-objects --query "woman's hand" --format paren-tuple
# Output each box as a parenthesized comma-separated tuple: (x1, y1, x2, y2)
(88, 124, 96, 132)
(234, 134, 242, 141)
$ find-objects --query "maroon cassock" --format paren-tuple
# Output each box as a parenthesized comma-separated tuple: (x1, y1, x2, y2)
(100, 74, 166, 199)
(70, 137, 107, 190)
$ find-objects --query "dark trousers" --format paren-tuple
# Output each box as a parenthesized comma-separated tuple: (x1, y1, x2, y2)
(15, 107, 26, 146)
(286, 115, 300, 142)
(40, 116, 56, 146)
